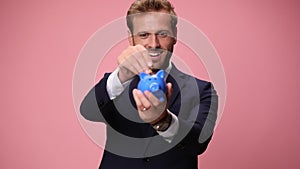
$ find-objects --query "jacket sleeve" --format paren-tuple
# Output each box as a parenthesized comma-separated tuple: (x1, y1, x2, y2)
(80, 73, 113, 122)
(171, 81, 218, 156)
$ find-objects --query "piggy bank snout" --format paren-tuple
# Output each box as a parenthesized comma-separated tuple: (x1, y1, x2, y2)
(149, 82, 159, 92)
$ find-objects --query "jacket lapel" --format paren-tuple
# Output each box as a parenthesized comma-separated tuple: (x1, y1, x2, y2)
(166, 64, 185, 110)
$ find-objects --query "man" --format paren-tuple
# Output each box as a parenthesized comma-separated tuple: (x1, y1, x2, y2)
(80, 0, 218, 168)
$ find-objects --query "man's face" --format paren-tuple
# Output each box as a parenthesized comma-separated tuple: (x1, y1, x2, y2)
(130, 11, 177, 70)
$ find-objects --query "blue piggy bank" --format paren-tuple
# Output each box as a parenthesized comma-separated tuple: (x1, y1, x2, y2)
(137, 70, 166, 101)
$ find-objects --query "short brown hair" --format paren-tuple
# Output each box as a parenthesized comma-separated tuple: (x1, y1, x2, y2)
(126, 0, 178, 33)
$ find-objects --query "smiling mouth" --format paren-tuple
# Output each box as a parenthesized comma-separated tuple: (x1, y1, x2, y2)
(148, 50, 163, 57)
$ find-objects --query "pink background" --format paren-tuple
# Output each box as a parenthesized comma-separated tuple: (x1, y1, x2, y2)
(1, 0, 300, 168)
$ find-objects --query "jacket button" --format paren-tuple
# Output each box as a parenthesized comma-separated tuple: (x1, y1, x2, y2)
(177, 143, 186, 149)
(98, 101, 104, 106)
(143, 158, 150, 162)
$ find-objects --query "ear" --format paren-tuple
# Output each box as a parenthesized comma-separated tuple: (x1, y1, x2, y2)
(128, 30, 134, 46)
(139, 72, 148, 80)
(156, 70, 165, 79)
(172, 27, 177, 45)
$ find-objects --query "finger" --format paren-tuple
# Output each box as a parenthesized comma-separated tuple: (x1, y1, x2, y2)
(133, 89, 151, 110)
(131, 48, 147, 73)
(118, 51, 139, 75)
(123, 46, 148, 74)
(135, 45, 152, 68)
(124, 52, 143, 75)
(144, 90, 164, 107)
(166, 83, 173, 100)
(121, 59, 139, 75)
(118, 46, 145, 75)
(137, 90, 151, 109)
(132, 89, 144, 111)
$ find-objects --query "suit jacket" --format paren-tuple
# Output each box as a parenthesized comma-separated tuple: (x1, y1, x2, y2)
(80, 64, 218, 169)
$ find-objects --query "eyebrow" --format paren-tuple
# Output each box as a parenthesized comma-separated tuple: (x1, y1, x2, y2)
(135, 30, 171, 34)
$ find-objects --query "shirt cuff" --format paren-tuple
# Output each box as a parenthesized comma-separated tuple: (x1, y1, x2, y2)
(157, 110, 179, 143)
(106, 68, 131, 99)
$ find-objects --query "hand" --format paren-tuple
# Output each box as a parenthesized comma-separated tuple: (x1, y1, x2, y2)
(132, 83, 173, 124)
(117, 45, 153, 83)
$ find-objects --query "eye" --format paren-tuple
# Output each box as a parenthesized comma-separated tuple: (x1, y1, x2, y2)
(157, 31, 168, 38)
(137, 32, 149, 39)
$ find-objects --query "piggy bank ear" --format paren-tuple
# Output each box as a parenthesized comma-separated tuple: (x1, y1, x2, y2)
(139, 72, 148, 80)
(156, 70, 165, 79)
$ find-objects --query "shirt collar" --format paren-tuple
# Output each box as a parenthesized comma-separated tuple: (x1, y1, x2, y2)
(164, 60, 172, 74)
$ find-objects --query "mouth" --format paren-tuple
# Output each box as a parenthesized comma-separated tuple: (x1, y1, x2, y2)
(148, 50, 163, 57)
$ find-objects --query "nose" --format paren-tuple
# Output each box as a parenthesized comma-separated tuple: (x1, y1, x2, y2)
(147, 34, 160, 48)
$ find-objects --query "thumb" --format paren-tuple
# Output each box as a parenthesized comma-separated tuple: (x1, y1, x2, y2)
(166, 82, 173, 100)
